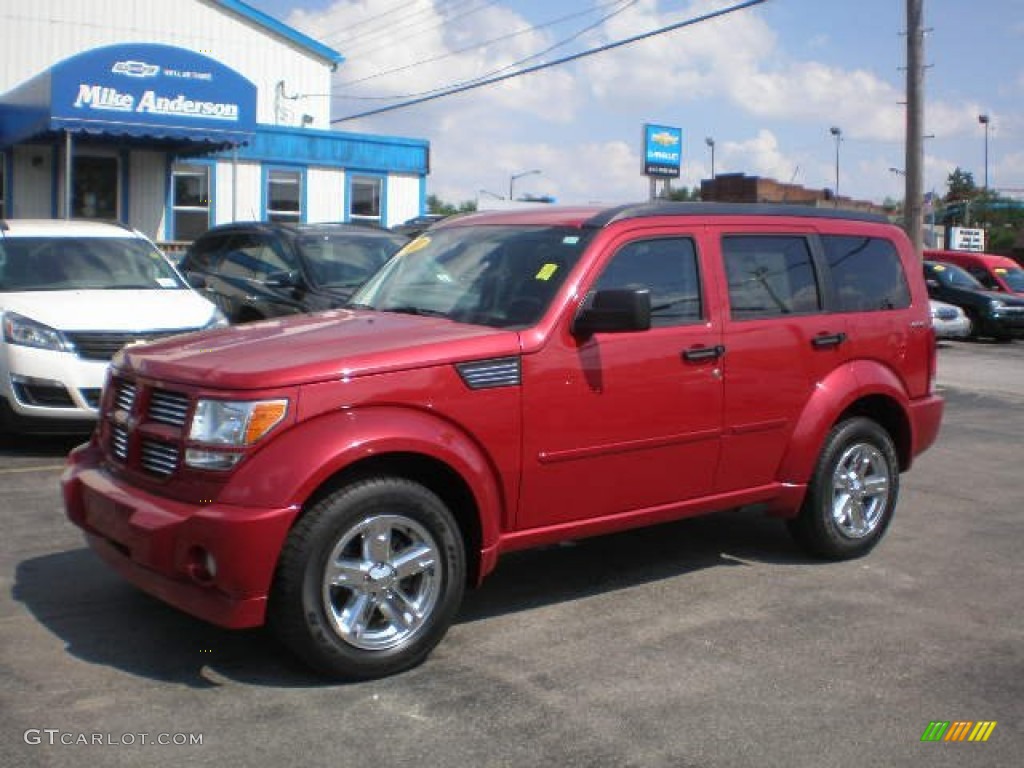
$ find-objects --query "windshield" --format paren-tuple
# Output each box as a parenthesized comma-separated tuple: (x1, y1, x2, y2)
(0, 236, 185, 292)
(350, 225, 594, 328)
(996, 265, 1024, 292)
(297, 232, 407, 290)
(930, 262, 986, 290)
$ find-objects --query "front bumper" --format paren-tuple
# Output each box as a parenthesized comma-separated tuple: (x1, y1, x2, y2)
(61, 440, 300, 628)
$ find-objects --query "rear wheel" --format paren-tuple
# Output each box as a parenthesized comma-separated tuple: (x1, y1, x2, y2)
(270, 477, 465, 680)
(788, 418, 899, 560)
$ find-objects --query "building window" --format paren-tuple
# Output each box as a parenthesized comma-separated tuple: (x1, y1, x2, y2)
(0, 156, 5, 218)
(267, 169, 302, 223)
(350, 176, 382, 226)
(171, 164, 210, 241)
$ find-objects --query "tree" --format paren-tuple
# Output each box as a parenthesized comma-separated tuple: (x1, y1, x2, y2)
(426, 194, 477, 215)
(944, 167, 978, 203)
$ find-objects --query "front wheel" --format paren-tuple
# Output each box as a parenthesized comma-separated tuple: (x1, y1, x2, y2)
(269, 477, 465, 680)
(788, 418, 899, 560)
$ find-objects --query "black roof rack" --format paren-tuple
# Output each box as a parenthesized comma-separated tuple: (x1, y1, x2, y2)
(585, 201, 889, 229)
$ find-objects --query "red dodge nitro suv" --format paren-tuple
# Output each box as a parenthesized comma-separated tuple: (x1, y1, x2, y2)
(62, 203, 944, 679)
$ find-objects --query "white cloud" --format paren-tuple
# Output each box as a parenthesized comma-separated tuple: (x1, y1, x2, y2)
(281, 0, 1023, 205)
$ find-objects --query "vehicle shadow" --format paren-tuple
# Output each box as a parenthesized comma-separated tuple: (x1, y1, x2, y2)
(12, 507, 812, 688)
(0, 432, 88, 459)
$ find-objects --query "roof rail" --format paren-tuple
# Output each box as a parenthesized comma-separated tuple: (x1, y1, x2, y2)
(585, 201, 889, 228)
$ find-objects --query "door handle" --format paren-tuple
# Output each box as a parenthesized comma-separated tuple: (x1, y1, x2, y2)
(683, 344, 725, 362)
(811, 332, 847, 349)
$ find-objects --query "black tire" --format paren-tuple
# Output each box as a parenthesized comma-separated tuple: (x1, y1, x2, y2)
(269, 477, 465, 680)
(787, 417, 899, 560)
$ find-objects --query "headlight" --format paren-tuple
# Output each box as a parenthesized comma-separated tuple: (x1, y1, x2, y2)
(205, 307, 229, 328)
(186, 398, 288, 470)
(1, 311, 74, 352)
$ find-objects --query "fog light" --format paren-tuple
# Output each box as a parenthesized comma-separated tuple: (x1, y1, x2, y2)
(185, 546, 218, 585)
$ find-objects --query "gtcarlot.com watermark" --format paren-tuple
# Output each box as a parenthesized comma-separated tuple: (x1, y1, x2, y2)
(24, 729, 203, 747)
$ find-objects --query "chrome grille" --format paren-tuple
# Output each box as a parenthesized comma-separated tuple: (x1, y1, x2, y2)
(114, 380, 137, 413)
(65, 330, 195, 362)
(140, 441, 179, 476)
(111, 426, 129, 461)
(148, 390, 190, 426)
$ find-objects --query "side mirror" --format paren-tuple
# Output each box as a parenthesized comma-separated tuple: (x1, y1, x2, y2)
(572, 289, 651, 337)
(925, 278, 940, 289)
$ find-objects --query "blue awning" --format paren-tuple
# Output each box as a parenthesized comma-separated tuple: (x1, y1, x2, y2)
(0, 44, 257, 151)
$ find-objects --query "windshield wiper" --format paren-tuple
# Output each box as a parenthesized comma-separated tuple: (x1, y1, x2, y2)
(380, 305, 449, 318)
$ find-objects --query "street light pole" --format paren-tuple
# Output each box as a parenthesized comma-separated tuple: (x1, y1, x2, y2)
(705, 137, 715, 178)
(829, 126, 842, 206)
(509, 169, 541, 201)
(978, 114, 990, 190)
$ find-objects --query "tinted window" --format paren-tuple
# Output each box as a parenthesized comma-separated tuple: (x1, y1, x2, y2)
(219, 233, 297, 281)
(594, 238, 702, 326)
(823, 236, 910, 311)
(298, 232, 406, 289)
(928, 262, 985, 290)
(183, 233, 231, 271)
(723, 236, 820, 319)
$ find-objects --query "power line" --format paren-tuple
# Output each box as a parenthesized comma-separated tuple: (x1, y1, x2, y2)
(331, 0, 497, 57)
(337, 0, 640, 101)
(332, 0, 768, 123)
(335, 0, 628, 90)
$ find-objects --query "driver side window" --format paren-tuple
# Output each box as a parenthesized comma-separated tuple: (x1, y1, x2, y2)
(593, 238, 702, 327)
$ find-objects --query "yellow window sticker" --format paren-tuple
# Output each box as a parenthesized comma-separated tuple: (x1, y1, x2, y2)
(400, 236, 431, 255)
(535, 263, 559, 281)
(994, 268, 1008, 275)
(933, 264, 946, 271)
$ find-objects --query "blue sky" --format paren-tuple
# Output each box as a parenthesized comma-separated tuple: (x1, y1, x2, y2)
(244, 0, 1023, 207)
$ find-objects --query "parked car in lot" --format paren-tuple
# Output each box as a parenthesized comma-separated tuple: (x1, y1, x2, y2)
(179, 222, 408, 323)
(925, 249, 1024, 296)
(923, 260, 1024, 341)
(63, 203, 943, 679)
(390, 213, 449, 238)
(0, 219, 226, 434)
(929, 299, 971, 340)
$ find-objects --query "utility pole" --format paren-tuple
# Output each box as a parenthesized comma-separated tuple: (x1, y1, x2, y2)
(905, 0, 925, 257)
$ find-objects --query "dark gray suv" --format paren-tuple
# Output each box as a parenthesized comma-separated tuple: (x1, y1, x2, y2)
(180, 222, 407, 323)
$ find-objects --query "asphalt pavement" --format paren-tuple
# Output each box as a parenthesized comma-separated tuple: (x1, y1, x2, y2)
(1, 339, 1021, 767)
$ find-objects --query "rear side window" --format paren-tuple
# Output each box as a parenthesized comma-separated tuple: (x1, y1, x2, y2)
(822, 236, 911, 311)
(594, 237, 702, 326)
(723, 235, 820, 319)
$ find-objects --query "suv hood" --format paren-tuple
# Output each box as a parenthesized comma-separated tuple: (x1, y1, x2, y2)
(120, 309, 521, 389)
(1, 289, 219, 331)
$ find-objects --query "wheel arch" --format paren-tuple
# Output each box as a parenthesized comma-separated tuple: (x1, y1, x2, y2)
(301, 452, 486, 587)
(777, 361, 914, 489)
(222, 406, 506, 586)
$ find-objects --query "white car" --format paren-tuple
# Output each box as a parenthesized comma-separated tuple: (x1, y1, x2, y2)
(929, 299, 971, 340)
(1, 219, 226, 433)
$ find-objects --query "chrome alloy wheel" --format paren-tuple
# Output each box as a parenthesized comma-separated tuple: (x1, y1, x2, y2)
(321, 514, 441, 651)
(830, 442, 891, 539)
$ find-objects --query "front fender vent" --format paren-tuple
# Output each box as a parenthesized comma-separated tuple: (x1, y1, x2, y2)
(455, 357, 521, 390)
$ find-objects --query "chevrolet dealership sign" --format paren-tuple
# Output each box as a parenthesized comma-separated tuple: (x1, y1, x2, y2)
(643, 123, 682, 178)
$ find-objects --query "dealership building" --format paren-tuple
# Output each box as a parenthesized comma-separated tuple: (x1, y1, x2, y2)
(0, 0, 429, 245)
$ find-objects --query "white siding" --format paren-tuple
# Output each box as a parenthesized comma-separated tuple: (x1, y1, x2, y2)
(386, 175, 423, 228)
(306, 167, 345, 223)
(11, 146, 54, 218)
(128, 150, 168, 239)
(215, 161, 262, 224)
(1, 0, 332, 128)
